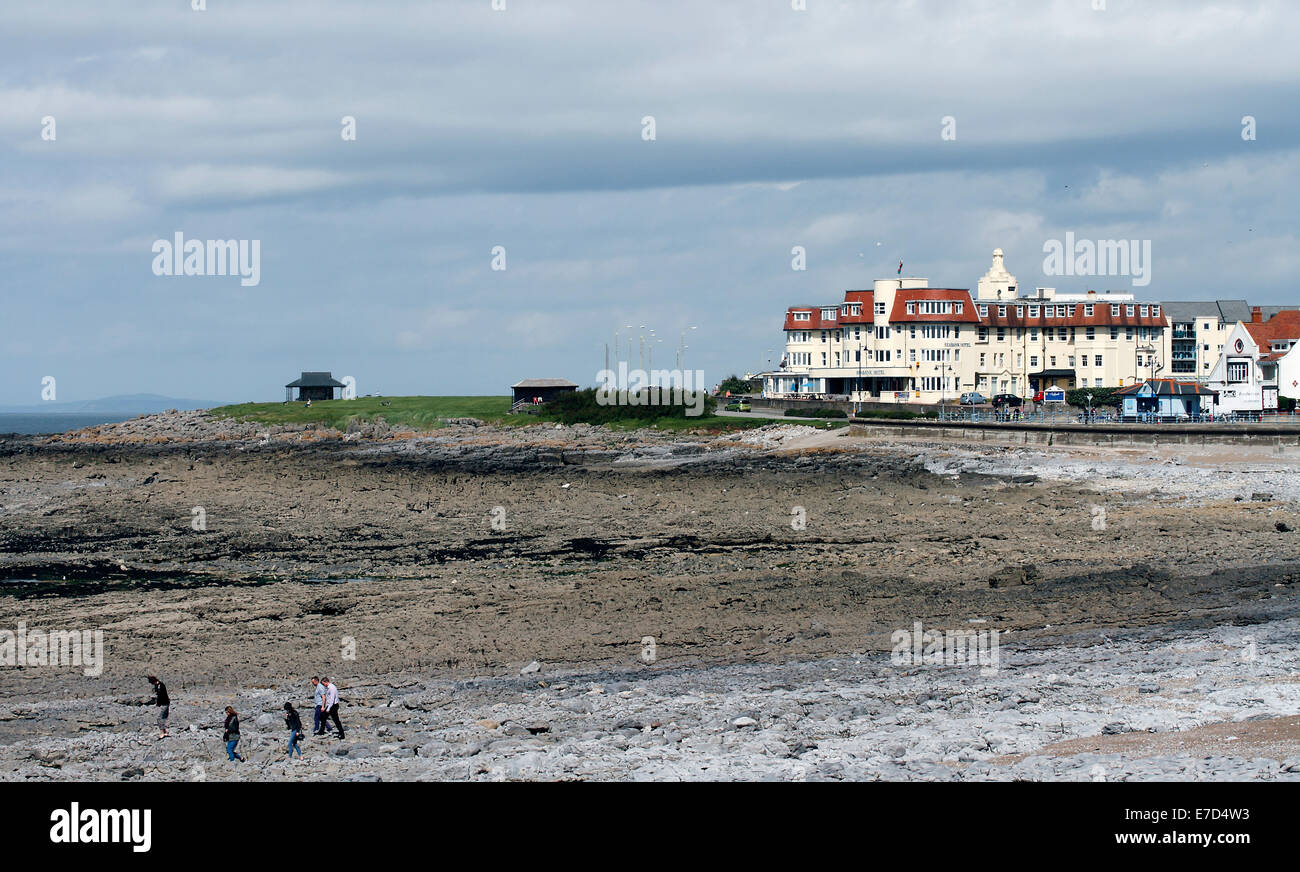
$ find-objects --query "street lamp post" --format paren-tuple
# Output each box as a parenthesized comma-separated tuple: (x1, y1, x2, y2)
(681, 326, 697, 370)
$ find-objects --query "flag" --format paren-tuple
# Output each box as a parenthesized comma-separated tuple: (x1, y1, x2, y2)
(897, 260, 903, 275)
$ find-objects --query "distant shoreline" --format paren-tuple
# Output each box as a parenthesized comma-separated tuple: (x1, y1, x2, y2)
(0, 412, 139, 436)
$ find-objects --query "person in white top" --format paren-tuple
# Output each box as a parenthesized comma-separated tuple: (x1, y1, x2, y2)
(321, 677, 344, 740)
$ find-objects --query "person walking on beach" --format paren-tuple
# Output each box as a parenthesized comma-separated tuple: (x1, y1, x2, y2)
(284, 702, 303, 760)
(310, 676, 332, 735)
(321, 677, 344, 740)
(148, 675, 170, 738)
(223, 706, 244, 762)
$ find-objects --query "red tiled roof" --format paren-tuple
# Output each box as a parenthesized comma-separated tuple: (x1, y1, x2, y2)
(977, 300, 1167, 329)
(888, 288, 981, 323)
(1115, 378, 1217, 397)
(783, 306, 834, 330)
(1244, 310, 1300, 348)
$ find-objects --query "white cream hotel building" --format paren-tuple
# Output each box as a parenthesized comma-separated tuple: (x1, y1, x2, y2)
(767, 249, 1174, 405)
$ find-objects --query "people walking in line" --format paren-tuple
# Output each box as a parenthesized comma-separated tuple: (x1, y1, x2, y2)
(310, 676, 332, 735)
(284, 702, 303, 760)
(148, 675, 170, 738)
(321, 677, 344, 740)
(223, 706, 244, 762)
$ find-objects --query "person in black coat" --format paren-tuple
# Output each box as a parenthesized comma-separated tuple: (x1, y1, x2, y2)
(148, 676, 170, 738)
(222, 707, 244, 762)
(284, 702, 303, 760)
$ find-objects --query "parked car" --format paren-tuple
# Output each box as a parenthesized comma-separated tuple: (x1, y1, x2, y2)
(724, 399, 751, 412)
(1032, 390, 1045, 404)
(991, 393, 1023, 408)
(958, 392, 987, 405)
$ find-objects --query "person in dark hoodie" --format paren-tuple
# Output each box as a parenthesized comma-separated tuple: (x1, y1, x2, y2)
(223, 706, 244, 762)
(283, 702, 303, 760)
(147, 675, 170, 738)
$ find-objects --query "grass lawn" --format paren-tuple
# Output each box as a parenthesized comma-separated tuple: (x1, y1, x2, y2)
(210, 396, 514, 431)
(210, 396, 832, 434)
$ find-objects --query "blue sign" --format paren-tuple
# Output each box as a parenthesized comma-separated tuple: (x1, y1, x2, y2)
(1044, 388, 1066, 403)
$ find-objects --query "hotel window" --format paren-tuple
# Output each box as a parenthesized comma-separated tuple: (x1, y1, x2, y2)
(1016, 328, 1024, 340)
(996, 328, 1006, 341)
(854, 328, 860, 340)
(1151, 305, 1159, 316)
(906, 302, 916, 314)
(998, 305, 1007, 316)
(1050, 356, 1058, 367)
(821, 353, 827, 365)
(910, 325, 917, 338)
(978, 327, 988, 341)
(1056, 306, 1066, 318)
(1086, 327, 1095, 340)
(954, 302, 963, 315)
(822, 308, 837, 320)
(1140, 305, 1148, 316)
(793, 311, 810, 321)
(1126, 305, 1135, 317)
(1029, 306, 1039, 317)
(875, 302, 886, 315)
(1112, 304, 1121, 316)
(1068, 356, 1075, 366)
(978, 304, 988, 318)
(1126, 328, 1134, 340)
(1016, 306, 1024, 317)
(1068, 306, 1076, 317)
(909, 349, 916, 363)
(1030, 355, 1038, 368)
(1084, 304, 1094, 316)
(1081, 355, 1088, 366)
(1110, 328, 1119, 339)
(979, 352, 986, 366)
(1030, 328, 1038, 341)
(1228, 361, 1250, 383)
(1095, 355, 1103, 367)
(1017, 354, 1023, 368)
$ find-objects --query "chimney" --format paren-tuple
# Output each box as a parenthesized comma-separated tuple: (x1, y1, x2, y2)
(1251, 306, 1263, 323)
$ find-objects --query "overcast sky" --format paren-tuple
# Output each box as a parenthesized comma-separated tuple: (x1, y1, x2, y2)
(2, 0, 1297, 404)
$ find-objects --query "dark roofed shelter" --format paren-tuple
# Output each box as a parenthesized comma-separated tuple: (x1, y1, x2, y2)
(511, 378, 578, 406)
(286, 371, 345, 402)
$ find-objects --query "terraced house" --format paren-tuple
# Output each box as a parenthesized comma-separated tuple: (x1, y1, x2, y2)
(766, 249, 1171, 405)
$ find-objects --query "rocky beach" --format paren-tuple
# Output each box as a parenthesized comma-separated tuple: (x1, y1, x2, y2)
(2, 412, 1298, 781)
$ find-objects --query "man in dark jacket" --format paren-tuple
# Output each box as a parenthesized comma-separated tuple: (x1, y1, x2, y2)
(148, 675, 170, 738)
